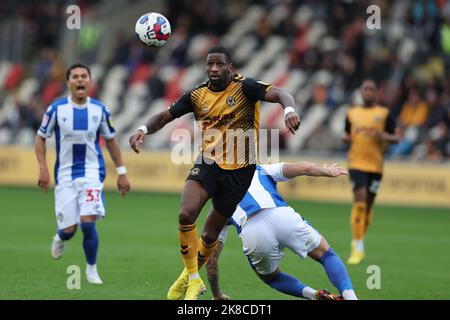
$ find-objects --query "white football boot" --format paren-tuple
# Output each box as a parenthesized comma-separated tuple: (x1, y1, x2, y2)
(86, 264, 103, 284)
(51, 234, 66, 259)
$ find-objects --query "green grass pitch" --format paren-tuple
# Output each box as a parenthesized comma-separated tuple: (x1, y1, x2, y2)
(0, 186, 449, 300)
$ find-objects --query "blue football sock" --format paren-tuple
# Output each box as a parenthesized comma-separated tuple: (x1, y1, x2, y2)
(265, 271, 306, 298)
(319, 247, 354, 294)
(81, 222, 99, 265)
(57, 229, 75, 241)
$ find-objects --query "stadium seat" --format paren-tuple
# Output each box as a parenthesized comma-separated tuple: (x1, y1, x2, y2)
(16, 128, 35, 146)
(0, 62, 12, 89)
(16, 78, 39, 106)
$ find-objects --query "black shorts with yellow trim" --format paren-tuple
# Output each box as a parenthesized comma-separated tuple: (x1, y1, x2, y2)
(349, 169, 383, 195)
(186, 157, 256, 218)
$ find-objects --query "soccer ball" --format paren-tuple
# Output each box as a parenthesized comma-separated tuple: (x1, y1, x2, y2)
(135, 12, 171, 47)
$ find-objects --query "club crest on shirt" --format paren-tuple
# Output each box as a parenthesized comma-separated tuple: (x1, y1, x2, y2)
(226, 96, 235, 107)
(87, 132, 95, 141)
(92, 116, 99, 123)
(202, 104, 209, 112)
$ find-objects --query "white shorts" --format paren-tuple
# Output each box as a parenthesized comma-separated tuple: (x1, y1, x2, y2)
(218, 224, 230, 244)
(240, 206, 321, 275)
(54, 178, 105, 229)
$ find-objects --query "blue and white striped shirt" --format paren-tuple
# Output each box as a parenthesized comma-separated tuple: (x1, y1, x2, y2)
(37, 96, 115, 185)
(229, 163, 288, 230)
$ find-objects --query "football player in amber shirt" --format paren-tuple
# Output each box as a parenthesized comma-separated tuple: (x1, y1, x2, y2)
(343, 80, 400, 265)
(129, 46, 301, 299)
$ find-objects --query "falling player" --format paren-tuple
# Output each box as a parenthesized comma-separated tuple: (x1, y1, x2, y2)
(205, 161, 358, 300)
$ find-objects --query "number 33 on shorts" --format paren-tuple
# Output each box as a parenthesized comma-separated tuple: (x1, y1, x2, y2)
(80, 186, 105, 217)
(86, 189, 101, 202)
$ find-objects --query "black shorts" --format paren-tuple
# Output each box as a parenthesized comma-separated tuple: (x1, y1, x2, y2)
(186, 159, 256, 218)
(349, 169, 383, 195)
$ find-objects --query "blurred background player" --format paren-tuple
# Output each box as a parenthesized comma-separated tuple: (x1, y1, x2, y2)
(343, 79, 400, 264)
(205, 161, 357, 300)
(129, 46, 300, 300)
(35, 63, 130, 284)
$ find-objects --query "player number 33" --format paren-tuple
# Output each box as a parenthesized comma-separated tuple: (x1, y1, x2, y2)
(86, 189, 101, 202)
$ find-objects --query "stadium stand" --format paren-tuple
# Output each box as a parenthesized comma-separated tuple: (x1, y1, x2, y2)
(0, 0, 449, 161)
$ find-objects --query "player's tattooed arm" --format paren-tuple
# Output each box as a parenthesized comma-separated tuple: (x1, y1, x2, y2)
(129, 110, 174, 154)
(282, 162, 348, 179)
(35, 135, 50, 192)
(205, 242, 230, 300)
(263, 86, 300, 134)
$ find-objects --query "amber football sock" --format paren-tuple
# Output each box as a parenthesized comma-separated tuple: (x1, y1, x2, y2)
(178, 223, 199, 277)
(350, 202, 367, 241)
(364, 209, 373, 235)
(197, 237, 219, 269)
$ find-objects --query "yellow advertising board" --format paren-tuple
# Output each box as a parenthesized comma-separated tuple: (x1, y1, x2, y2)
(277, 156, 450, 207)
(1, 146, 449, 208)
(0, 146, 191, 192)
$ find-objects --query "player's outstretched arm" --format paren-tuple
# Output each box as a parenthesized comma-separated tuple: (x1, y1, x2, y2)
(105, 137, 131, 197)
(129, 110, 174, 154)
(282, 162, 348, 179)
(35, 135, 50, 192)
(263, 86, 300, 134)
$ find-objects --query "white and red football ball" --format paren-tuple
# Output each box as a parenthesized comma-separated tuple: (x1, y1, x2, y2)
(135, 12, 171, 47)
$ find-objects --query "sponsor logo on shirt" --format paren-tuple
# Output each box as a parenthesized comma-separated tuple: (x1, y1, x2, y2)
(201, 113, 236, 130)
(63, 132, 96, 142)
(41, 114, 49, 127)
